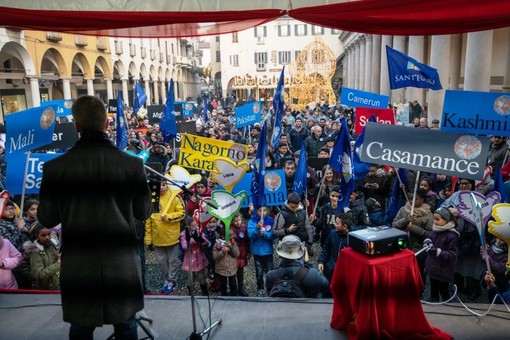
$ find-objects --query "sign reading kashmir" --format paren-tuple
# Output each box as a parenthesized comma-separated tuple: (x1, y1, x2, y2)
(178, 133, 248, 172)
(354, 107, 395, 135)
(441, 90, 510, 137)
(340, 87, 389, 109)
(5, 105, 57, 160)
(235, 101, 262, 128)
(6, 153, 61, 195)
(361, 122, 490, 181)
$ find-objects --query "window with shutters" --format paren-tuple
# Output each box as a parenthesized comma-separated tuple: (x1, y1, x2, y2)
(311, 26, 324, 36)
(278, 51, 291, 65)
(295, 24, 307, 36)
(254, 52, 267, 71)
(278, 24, 291, 37)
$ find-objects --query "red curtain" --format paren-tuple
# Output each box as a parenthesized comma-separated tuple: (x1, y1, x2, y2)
(0, 0, 509, 37)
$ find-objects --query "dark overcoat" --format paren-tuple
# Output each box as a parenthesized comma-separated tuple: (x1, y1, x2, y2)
(38, 133, 152, 327)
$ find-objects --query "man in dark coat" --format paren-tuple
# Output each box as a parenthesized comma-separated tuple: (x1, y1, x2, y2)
(38, 95, 152, 339)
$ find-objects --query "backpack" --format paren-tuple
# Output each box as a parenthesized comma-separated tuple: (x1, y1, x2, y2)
(268, 266, 309, 298)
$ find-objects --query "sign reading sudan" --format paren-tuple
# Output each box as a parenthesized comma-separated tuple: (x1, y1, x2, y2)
(360, 122, 490, 181)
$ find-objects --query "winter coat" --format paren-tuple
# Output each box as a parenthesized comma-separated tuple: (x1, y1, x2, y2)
(349, 196, 371, 229)
(314, 202, 343, 246)
(289, 127, 309, 152)
(265, 259, 329, 298)
(231, 223, 250, 268)
(361, 170, 389, 207)
(30, 236, 61, 290)
(304, 134, 326, 158)
(273, 203, 314, 244)
(179, 230, 209, 273)
(248, 215, 275, 256)
(318, 229, 350, 279)
(213, 240, 239, 276)
(0, 237, 22, 289)
(186, 187, 211, 216)
(424, 227, 460, 282)
(0, 219, 29, 253)
(145, 190, 185, 247)
(38, 132, 152, 327)
(392, 202, 433, 252)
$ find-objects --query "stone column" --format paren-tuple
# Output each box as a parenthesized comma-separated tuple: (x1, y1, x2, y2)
(464, 30, 493, 91)
(359, 36, 366, 91)
(342, 52, 348, 90)
(348, 46, 354, 88)
(501, 28, 510, 91)
(407, 36, 425, 104)
(28, 77, 41, 108)
(62, 78, 72, 100)
(161, 81, 167, 105)
(144, 80, 151, 105)
(153, 80, 159, 105)
(354, 41, 360, 90)
(86, 79, 94, 96)
(449, 34, 462, 90)
(364, 35, 373, 92)
(371, 35, 381, 93)
(106, 78, 113, 102)
(121, 79, 129, 105)
(379, 35, 392, 98)
(428, 35, 451, 125)
(391, 36, 406, 104)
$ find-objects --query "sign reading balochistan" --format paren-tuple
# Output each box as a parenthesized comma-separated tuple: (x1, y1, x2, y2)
(360, 122, 490, 181)
(354, 108, 395, 135)
(178, 133, 248, 172)
(340, 87, 389, 109)
(441, 90, 510, 137)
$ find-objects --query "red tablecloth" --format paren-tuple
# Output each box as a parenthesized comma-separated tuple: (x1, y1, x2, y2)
(330, 248, 452, 339)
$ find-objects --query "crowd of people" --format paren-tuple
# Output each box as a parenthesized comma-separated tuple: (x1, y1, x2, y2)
(1, 94, 510, 305)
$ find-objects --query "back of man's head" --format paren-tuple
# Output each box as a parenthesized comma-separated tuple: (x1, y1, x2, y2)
(72, 95, 107, 133)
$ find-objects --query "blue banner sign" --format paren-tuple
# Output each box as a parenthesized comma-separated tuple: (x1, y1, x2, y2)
(235, 101, 262, 128)
(340, 87, 389, 109)
(6, 152, 61, 195)
(441, 90, 510, 137)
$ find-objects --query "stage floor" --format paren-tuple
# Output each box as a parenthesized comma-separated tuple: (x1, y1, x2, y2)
(0, 293, 509, 339)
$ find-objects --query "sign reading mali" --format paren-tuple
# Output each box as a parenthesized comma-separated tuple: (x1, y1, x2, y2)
(178, 133, 248, 172)
(361, 122, 490, 181)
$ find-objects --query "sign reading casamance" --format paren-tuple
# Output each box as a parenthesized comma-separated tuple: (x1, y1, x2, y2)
(360, 122, 490, 180)
(178, 133, 248, 172)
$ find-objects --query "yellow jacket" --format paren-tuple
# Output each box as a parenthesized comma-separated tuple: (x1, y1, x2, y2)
(145, 191, 185, 247)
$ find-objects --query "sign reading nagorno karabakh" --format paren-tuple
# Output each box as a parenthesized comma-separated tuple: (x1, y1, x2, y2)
(361, 122, 490, 180)
(178, 133, 248, 172)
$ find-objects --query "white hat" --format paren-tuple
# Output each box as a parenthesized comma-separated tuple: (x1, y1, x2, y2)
(276, 235, 304, 260)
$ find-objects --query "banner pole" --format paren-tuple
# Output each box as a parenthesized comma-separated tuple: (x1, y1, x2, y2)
(410, 170, 420, 216)
(18, 151, 31, 218)
(312, 165, 329, 216)
(395, 168, 409, 202)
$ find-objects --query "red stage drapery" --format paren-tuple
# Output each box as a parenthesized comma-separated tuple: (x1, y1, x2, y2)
(0, 0, 509, 37)
(330, 248, 452, 339)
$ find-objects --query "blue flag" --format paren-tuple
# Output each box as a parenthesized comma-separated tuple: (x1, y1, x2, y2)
(133, 81, 147, 115)
(161, 79, 177, 142)
(251, 121, 267, 210)
(293, 143, 307, 196)
(329, 117, 355, 209)
(492, 167, 508, 203)
(386, 168, 409, 222)
(203, 98, 209, 123)
(116, 90, 128, 150)
(386, 45, 442, 90)
(353, 116, 375, 179)
(271, 66, 285, 147)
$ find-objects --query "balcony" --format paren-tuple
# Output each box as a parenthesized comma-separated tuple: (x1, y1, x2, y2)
(130, 44, 136, 57)
(173, 55, 193, 68)
(46, 32, 62, 42)
(141, 47, 147, 59)
(150, 49, 156, 60)
(75, 35, 88, 47)
(96, 37, 108, 51)
(115, 41, 123, 55)
(159, 52, 164, 63)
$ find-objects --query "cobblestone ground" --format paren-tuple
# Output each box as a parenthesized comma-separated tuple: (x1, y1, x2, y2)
(143, 242, 487, 303)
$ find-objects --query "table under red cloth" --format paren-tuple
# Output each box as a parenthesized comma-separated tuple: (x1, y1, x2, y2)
(330, 247, 452, 340)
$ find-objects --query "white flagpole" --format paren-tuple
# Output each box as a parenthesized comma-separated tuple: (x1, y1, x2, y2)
(18, 151, 31, 218)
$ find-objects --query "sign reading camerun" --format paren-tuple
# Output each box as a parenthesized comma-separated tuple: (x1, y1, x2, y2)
(361, 122, 490, 181)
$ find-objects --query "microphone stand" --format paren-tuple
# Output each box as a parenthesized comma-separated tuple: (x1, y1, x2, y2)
(143, 165, 222, 339)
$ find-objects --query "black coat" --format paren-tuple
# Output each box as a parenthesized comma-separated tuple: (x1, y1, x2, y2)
(38, 132, 152, 327)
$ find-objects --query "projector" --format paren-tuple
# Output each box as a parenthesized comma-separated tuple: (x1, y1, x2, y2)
(348, 227, 409, 256)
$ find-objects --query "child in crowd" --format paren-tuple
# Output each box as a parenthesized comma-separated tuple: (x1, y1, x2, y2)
(231, 213, 250, 296)
(213, 227, 239, 296)
(30, 223, 61, 290)
(0, 236, 23, 289)
(423, 207, 460, 302)
(16, 198, 39, 239)
(204, 217, 219, 280)
(180, 217, 210, 296)
(247, 205, 274, 297)
(481, 238, 508, 294)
